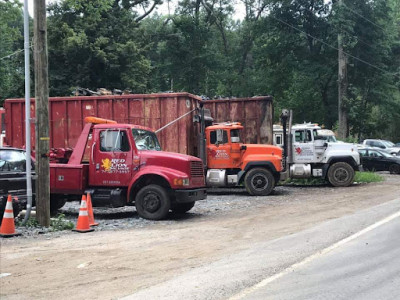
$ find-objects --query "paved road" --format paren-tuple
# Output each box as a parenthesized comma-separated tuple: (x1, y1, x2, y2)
(240, 215, 400, 300)
(122, 198, 400, 300)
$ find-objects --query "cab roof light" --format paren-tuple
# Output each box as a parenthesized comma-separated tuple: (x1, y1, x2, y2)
(84, 116, 117, 124)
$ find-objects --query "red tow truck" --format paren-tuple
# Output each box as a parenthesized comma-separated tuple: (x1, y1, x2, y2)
(48, 117, 206, 220)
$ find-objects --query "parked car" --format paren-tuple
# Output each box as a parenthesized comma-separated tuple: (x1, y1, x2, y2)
(362, 139, 400, 156)
(394, 143, 400, 148)
(358, 148, 400, 174)
(0, 147, 35, 221)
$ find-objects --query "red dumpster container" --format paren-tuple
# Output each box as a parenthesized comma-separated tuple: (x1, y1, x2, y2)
(202, 96, 273, 145)
(4, 93, 273, 156)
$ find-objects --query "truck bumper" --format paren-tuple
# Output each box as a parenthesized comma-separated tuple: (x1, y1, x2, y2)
(174, 188, 207, 203)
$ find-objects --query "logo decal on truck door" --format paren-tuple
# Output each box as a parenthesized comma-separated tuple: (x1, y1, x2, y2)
(209, 149, 230, 159)
(101, 158, 129, 173)
(102, 158, 112, 172)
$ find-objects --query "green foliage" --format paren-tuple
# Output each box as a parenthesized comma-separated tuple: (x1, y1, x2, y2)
(281, 171, 383, 186)
(50, 213, 74, 231)
(0, 0, 24, 104)
(47, 0, 153, 95)
(17, 216, 40, 228)
(354, 171, 384, 183)
(17, 213, 74, 231)
(1, 0, 399, 142)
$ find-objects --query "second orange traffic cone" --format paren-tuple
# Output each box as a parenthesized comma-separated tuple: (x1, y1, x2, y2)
(73, 195, 94, 233)
(86, 193, 99, 226)
(0, 195, 21, 237)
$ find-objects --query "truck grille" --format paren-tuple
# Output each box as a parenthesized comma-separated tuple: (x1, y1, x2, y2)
(190, 161, 204, 178)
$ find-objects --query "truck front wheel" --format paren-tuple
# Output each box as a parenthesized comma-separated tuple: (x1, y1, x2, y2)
(135, 185, 170, 220)
(244, 168, 275, 196)
(327, 162, 355, 187)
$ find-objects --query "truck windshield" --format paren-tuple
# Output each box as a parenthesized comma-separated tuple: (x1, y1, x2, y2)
(132, 129, 161, 151)
(315, 130, 337, 143)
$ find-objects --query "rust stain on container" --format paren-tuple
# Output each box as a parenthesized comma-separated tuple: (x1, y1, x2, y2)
(202, 96, 273, 145)
(4, 93, 273, 156)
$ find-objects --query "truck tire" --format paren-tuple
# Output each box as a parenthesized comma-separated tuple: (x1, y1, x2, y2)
(135, 185, 170, 220)
(171, 202, 195, 214)
(327, 162, 355, 187)
(389, 164, 400, 174)
(244, 168, 275, 196)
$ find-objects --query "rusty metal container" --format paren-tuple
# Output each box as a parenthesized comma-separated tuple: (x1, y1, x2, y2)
(202, 96, 274, 145)
(4, 93, 273, 156)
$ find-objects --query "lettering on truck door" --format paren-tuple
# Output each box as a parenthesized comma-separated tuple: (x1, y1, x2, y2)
(207, 129, 232, 169)
(90, 129, 133, 186)
(293, 130, 315, 163)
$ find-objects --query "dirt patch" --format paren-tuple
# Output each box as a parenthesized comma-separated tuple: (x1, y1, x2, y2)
(1, 173, 399, 299)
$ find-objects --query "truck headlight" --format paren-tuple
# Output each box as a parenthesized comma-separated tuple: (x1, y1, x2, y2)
(174, 178, 190, 186)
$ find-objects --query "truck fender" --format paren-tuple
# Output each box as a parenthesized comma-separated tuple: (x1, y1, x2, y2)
(127, 166, 187, 203)
(327, 156, 359, 169)
(238, 161, 278, 184)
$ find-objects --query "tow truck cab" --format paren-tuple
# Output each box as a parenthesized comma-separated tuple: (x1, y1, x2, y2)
(50, 117, 206, 220)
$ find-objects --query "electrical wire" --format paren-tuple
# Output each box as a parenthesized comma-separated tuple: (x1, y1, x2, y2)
(298, 5, 383, 51)
(342, 3, 385, 32)
(269, 14, 399, 79)
(0, 45, 32, 61)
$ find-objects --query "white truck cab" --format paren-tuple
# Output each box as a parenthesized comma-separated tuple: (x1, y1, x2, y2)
(280, 112, 361, 187)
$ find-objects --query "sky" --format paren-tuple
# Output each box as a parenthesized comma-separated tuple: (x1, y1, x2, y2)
(22, 0, 246, 20)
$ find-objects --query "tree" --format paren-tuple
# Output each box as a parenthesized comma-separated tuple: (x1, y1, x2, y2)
(46, 0, 161, 95)
(0, 0, 24, 104)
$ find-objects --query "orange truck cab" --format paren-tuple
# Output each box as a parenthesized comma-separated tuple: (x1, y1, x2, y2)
(204, 122, 282, 195)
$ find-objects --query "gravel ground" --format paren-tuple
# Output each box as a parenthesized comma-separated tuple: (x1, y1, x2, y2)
(10, 172, 395, 239)
(2, 172, 399, 300)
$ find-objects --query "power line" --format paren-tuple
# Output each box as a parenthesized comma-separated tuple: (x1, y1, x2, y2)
(299, 5, 381, 51)
(270, 15, 398, 79)
(342, 3, 385, 32)
(0, 45, 32, 61)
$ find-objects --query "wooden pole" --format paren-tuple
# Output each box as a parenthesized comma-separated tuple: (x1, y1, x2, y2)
(338, 0, 349, 140)
(34, 0, 50, 227)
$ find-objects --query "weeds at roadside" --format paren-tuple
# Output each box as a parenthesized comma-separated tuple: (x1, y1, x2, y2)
(50, 214, 74, 231)
(354, 171, 384, 183)
(17, 213, 74, 231)
(280, 171, 383, 186)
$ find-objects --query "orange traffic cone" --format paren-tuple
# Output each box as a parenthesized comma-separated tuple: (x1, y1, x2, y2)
(86, 193, 99, 226)
(73, 195, 94, 233)
(0, 195, 21, 237)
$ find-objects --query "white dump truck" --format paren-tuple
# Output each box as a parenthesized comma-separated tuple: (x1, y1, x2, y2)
(279, 110, 361, 187)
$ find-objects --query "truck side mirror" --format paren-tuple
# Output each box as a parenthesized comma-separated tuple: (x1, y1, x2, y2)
(240, 145, 247, 151)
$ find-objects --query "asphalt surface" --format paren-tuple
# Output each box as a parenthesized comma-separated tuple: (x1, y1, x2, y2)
(121, 197, 400, 300)
(240, 214, 400, 300)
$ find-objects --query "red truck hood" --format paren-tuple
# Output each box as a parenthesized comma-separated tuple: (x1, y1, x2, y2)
(139, 150, 201, 162)
(139, 150, 202, 175)
(138, 150, 204, 188)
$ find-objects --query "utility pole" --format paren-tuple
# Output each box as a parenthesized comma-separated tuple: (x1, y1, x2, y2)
(338, 0, 348, 140)
(34, 0, 50, 227)
(22, 0, 33, 225)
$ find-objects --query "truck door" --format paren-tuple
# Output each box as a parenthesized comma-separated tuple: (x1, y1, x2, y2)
(293, 129, 315, 163)
(90, 129, 133, 186)
(207, 129, 233, 169)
